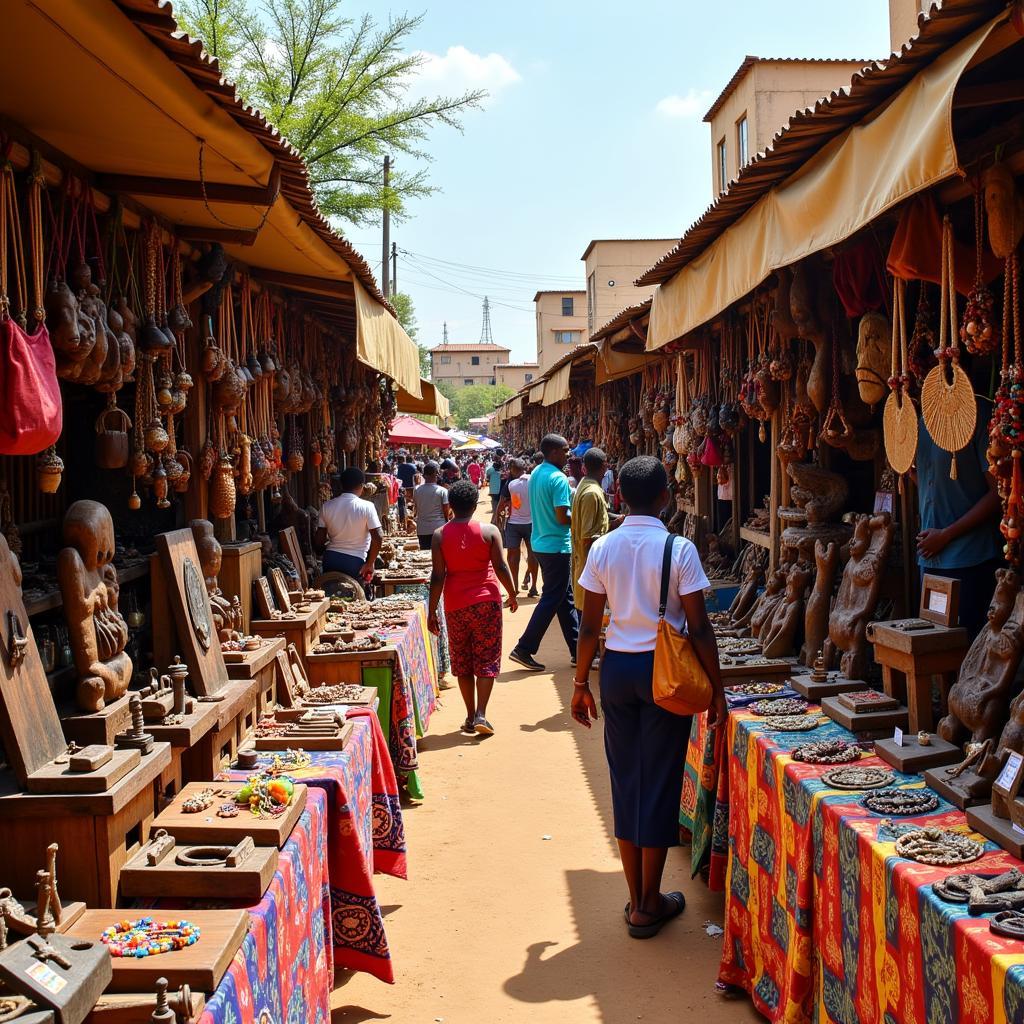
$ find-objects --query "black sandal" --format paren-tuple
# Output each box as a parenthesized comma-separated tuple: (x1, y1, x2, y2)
(626, 891, 686, 939)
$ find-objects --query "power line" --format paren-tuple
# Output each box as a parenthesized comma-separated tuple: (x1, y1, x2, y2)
(399, 256, 538, 313)
(398, 247, 581, 285)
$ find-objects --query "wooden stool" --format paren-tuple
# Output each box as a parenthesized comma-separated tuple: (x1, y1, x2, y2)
(866, 619, 968, 733)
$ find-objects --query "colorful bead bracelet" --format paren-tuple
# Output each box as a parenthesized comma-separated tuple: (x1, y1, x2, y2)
(100, 917, 200, 957)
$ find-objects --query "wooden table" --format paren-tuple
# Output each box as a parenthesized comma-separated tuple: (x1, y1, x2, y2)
(251, 597, 329, 661)
(225, 636, 286, 717)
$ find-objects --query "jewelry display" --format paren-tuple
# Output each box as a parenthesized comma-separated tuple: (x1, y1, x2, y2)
(180, 788, 215, 814)
(216, 803, 239, 818)
(267, 750, 311, 774)
(820, 766, 895, 790)
(301, 683, 372, 705)
(791, 739, 861, 764)
(862, 788, 940, 816)
(749, 697, 808, 717)
(725, 682, 784, 696)
(312, 635, 385, 654)
(933, 869, 1024, 912)
(991, 910, 1024, 939)
(233, 773, 296, 817)
(761, 715, 823, 732)
(100, 917, 200, 957)
(893, 827, 984, 866)
(717, 637, 761, 656)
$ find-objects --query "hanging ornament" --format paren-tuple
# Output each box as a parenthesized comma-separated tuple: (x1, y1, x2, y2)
(962, 184, 999, 356)
(36, 446, 63, 493)
(883, 278, 918, 483)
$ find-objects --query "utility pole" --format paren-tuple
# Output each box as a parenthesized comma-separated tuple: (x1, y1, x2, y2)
(381, 155, 390, 297)
(391, 242, 398, 295)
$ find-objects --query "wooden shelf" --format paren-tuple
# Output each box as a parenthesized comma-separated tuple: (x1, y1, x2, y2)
(739, 526, 771, 549)
(25, 560, 150, 617)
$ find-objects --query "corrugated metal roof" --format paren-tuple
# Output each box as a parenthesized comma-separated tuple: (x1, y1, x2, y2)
(702, 55, 874, 123)
(638, 0, 1001, 288)
(113, 0, 394, 311)
(429, 343, 512, 353)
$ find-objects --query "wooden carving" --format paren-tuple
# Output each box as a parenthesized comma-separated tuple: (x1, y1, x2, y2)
(749, 569, 787, 640)
(822, 512, 894, 680)
(801, 541, 839, 666)
(57, 501, 132, 711)
(855, 311, 891, 408)
(939, 570, 1024, 750)
(790, 260, 830, 413)
(728, 548, 765, 623)
(189, 520, 242, 643)
(787, 462, 849, 523)
(984, 162, 1024, 259)
(762, 563, 813, 658)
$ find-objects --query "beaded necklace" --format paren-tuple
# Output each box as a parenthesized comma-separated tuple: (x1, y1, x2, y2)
(101, 917, 199, 957)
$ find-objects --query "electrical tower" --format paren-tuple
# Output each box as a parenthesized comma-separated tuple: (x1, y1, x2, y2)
(479, 296, 494, 345)
(442, 322, 449, 345)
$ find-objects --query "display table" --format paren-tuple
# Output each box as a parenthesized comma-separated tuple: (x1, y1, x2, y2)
(221, 708, 406, 983)
(717, 706, 1024, 1023)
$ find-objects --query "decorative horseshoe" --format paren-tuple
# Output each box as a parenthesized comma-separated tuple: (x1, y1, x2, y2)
(175, 845, 233, 867)
(6, 611, 27, 668)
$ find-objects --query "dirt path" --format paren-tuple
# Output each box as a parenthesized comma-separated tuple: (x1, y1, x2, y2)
(334, 526, 762, 1023)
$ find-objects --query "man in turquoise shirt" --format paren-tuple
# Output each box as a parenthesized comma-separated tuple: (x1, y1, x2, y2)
(486, 458, 503, 514)
(510, 434, 578, 670)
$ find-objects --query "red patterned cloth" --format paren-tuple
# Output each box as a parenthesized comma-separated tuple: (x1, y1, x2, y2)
(446, 600, 503, 678)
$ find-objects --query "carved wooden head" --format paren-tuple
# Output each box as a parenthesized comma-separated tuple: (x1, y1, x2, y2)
(62, 500, 115, 569)
(984, 163, 1024, 259)
(989, 568, 1020, 630)
(855, 312, 891, 407)
(189, 519, 222, 581)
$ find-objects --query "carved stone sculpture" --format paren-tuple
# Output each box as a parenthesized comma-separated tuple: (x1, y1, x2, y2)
(762, 563, 813, 658)
(190, 519, 242, 643)
(939, 570, 1024, 751)
(801, 540, 839, 666)
(749, 569, 788, 641)
(57, 501, 132, 711)
(822, 512, 894, 680)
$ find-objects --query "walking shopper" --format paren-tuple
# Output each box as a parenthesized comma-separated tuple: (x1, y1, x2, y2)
(428, 480, 518, 736)
(486, 456, 503, 513)
(495, 458, 539, 597)
(509, 434, 578, 671)
(571, 456, 725, 938)
(414, 462, 451, 549)
(467, 456, 483, 488)
(571, 448, 621, 608)
(314, 467, 382, 583)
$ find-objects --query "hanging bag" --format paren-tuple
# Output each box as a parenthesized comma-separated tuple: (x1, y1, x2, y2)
(0, 155, 61, 455)
(652, 533, 713, 716)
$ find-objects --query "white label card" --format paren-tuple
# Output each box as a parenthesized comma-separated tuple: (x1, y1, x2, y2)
(927, 590, 948, 615)
(997, 751, 1024, 792)
(874, 491, 893, 514)
(25, 961, 67, 994)
(1013, 822, 1024, 838)
(893, 727, 904, 747)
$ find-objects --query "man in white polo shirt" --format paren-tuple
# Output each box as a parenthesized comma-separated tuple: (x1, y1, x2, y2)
(314, 467, 382, 582)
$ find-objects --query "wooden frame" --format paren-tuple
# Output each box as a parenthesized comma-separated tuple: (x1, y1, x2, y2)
(919, 574, 960, 627)
(279, 527, 309, 590)
(254, 577, 276, 619)
(269, 568, 292, 613)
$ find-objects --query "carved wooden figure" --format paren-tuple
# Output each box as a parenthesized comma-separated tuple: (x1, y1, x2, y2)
(940, 570, 1024, 752)
(822, 512, 893, 680)
(57, 501, 132, 712)
(748, 569, 787, 641)
(801, 541, 839, 665)
(190, 520, 242, 643)
(728, 548, 765, 624)
(762, 563, 813, 658)
(790, 260, 830, 413)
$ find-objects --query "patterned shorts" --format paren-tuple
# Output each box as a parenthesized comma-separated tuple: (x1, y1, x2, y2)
(446, 601, 503, 678)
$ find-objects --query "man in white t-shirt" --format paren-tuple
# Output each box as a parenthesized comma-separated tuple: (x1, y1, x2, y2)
(314, 467, 382, 582)
(495, 458, 538, 597)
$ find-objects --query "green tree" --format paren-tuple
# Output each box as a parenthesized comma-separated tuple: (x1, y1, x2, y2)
(434, 382, 512, 429)
(175, 0, 484, 225)
(389, 291, 430, 377)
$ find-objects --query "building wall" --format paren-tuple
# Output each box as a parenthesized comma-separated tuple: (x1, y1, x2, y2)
(888, 0, 926, 53)
(495, 364, 539, 391)
(535, 292, 587, 374)
(430, 345, 511, 389)
(706, 60, 868, 195)
(583, 240, 676, 336)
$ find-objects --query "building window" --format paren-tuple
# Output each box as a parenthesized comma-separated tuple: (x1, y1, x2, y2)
(489, 377, 496, 386)
(439, 355, 451, 364)
(464, 379, 473, 386)
(471, 355, 480, 365)
(737, 115, 748, 169)
(561, 296, 574, 316)
(525, 373, 533, 382)
(555, 330, 581, 344)
(717, 137, 727, 193)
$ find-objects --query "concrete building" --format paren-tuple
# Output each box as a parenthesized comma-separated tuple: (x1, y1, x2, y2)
(582, 239, 677, 337)
(703, 56, 871, 196)
(534, 291, 587, 374)
(889, 0, 928, 52)
(494, 362, 539, 392)
(429, 342, 511, 389)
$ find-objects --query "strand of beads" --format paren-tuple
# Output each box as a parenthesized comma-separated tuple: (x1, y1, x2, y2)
(101, 917, 200, 957)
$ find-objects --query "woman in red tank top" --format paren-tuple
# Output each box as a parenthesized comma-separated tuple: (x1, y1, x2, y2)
(429, 480, 518, 736)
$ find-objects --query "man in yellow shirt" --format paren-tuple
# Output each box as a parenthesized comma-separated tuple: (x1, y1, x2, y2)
(571, 448, 621, 608)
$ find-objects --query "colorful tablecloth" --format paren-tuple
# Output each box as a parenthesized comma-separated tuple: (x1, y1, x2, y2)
(150, 790, 332, 1024)
(718, 706, 1024, 1023)
(222, 710, 406, 983)
(393, 581, 450, 677)
(681, 709, 730, 890)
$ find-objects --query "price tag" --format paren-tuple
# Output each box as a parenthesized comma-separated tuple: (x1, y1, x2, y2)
(997, 751, 1024, 792)
(927, 590, 948, 615)
(892, 726, 904, 747)
(25, 961, 67, 995)
(874, 491, 893, 513)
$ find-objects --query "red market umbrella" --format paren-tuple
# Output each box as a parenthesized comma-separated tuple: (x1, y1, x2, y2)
(387, 414, 453, 448)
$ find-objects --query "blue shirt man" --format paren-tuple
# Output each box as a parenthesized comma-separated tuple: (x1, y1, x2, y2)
(529, 461, 572, 554)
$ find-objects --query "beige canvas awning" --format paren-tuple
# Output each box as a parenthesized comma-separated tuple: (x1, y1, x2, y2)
(647, 13, 1003, 352)
(542, 362, 572, 406)
(354, 280, 422, 397)
(396, 380, 449, 419)
(508, 396, 523, 418)
(527, 382, 546, 404)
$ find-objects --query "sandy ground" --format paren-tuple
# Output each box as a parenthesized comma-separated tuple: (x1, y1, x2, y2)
(333, 525, 763, 1024)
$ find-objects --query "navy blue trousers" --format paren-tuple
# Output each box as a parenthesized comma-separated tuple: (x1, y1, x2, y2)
(323, 550, 364, 577)
(516, 551, 578, 657)
(599, 648, 692, 848)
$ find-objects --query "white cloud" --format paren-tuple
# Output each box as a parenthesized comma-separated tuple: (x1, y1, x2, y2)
(410, 46, 521, 102)
(655, 89, 713, 119)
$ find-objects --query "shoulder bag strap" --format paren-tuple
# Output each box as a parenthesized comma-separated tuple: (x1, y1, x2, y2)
(658, 533, 677, 621)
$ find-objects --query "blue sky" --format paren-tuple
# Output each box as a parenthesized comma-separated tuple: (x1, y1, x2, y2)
(339, 0, 893, 363)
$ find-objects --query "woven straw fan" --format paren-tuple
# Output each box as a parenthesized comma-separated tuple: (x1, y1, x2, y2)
(883, 278, 918, 478)
(921, 215, 976, 479)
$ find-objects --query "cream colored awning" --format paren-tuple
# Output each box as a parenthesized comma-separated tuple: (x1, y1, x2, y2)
(354, 280, 422, 397)
(527, 382, 546, 404)
(508, 396, 523, 418)
(396, 380, 449, 419)
(542, 362, 572, 406)
(647, 13, 1003, 351)
(596, 342, 650, 384)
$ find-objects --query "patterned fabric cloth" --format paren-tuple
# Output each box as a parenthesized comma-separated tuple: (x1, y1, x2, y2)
(393, 582, 450, 677)
(446, 600, 503, 678)
(221, 712, 406, 983)
(718, 707, 1024, 1023)
(175, 792, 332, 1024)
